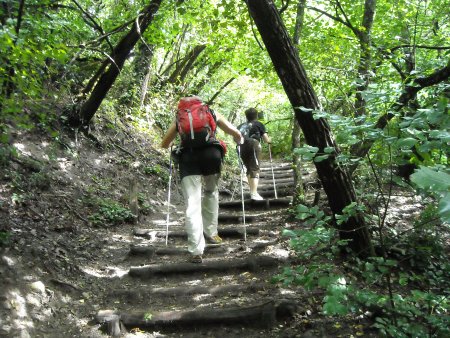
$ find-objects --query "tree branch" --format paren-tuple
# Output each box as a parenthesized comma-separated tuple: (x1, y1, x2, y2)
(389, 44, 450, 52)
(279, 0, 290, 14)
(206, 77, 236, 105)
(71, 0, 114, 52)
(335, 0, 359, 35)
(307, 5, 352, 30)
(15, 0, 25, 36)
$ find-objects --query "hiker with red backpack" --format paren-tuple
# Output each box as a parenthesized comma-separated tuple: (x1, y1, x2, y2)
(237, 108, 272, 200)
(161, 96, 243, 263)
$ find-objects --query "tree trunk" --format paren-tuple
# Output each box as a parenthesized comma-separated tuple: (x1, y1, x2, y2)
(1, 0, 25, 101)
(166, 44, 206, 85)
(206, 77, 236, 105)
(68, 0, 162, 128)
(354, 0, 376, 117)
(245, 0, 374, 256)
(291, 0, 306, 204)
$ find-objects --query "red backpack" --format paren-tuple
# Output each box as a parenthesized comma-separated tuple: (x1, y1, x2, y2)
(176, 97, 217, 148)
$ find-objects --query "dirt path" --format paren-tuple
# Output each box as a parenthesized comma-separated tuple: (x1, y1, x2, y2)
(89, 161, 305, 337)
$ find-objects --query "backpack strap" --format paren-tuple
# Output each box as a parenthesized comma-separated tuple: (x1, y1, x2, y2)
(208, 107, 217, 122)
(206, 106, 217, 136)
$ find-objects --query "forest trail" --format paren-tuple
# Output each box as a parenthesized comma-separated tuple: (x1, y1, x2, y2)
(93, 160, 307, 337)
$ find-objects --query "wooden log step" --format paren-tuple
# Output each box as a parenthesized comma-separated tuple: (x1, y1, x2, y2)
(258, 181, 294, 190)
(109, 281, 267, 299)
(260, 163, 292, 169)
(267, 198, 292, 207)
(133, 226, 260, 239)
(129, 244, 226, 256)
(219, 214, 256, 223)
(257, 187, 293, 195)
(260, 168, 293, 175)
(259, 171, 293, 179)
(243, 188, 293, 199)
(220, 198, 291, 209)
(219, 199, 269, 210)
(128, 256, 280, 278)
(129, 239, 278, 258)
(259, 177, 294, 184)
(96, 299, 299, 334)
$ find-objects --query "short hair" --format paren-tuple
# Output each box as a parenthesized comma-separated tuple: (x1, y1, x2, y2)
(245, 108, 258, 121)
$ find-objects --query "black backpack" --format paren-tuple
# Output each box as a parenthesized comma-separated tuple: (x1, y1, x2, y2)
(238, 122, 261, 141)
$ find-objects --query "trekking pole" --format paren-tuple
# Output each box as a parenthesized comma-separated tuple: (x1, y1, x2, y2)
(268, 143, 278, 199)
(236, 145, 247, 242)
(165, 145, 174, 246)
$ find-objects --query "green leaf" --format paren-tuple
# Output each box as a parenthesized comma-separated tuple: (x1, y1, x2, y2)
(296, 204, 310, 213)
(396, 137, 417, 148)
(314, 154, 329, 163)
(282, 229, 297, 238)
(438, 192, 450, 223)
(323, 295, 348, 315)
(410, 167, 450, 192)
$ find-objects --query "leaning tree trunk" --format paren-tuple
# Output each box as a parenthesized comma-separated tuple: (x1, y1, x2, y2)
(166, 44, 206, 85)
(246, 0, 374, 256)
(291, 0, 306, 205)
(68, 0, 163, 128)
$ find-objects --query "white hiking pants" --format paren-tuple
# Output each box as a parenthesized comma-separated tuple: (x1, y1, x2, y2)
(180, 174, 220, 255)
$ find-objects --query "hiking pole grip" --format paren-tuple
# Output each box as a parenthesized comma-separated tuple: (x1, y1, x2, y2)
(268, 143, 278, 199)
(236, 145, 247, 242)
(165, 145, 174, 246)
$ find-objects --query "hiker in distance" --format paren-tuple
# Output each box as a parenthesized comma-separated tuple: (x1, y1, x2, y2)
(161, 96, 244, 263)
(237, 108, 272, 201)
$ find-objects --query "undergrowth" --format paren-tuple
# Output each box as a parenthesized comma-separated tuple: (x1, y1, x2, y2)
(276, 201, 450, 337)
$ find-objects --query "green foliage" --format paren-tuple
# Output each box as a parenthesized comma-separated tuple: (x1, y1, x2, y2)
(0, 231, 11, 247)
(28, 171, 51, 190)
(143, 164, 169, 184)
(88, 199, 135, 226)
(372, 290, 450, 338)
(278, 202, 450, 337)
(411, 167, 450, 223)
(403, 204, 447, 270)
(283, 225, 335, 258)
(137, 192, 154, 215)
(0, 144, 12, 167)
(292, 204, 332, 227)
(335, 202, 368, 226)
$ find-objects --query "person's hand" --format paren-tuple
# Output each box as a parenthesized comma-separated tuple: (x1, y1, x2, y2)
(234, 133, 244, 145)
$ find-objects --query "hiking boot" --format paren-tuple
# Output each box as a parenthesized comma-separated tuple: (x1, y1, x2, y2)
(189, 255, 202, 263)
(250, 193, 264, 200)
(205, 235, 223, 244)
